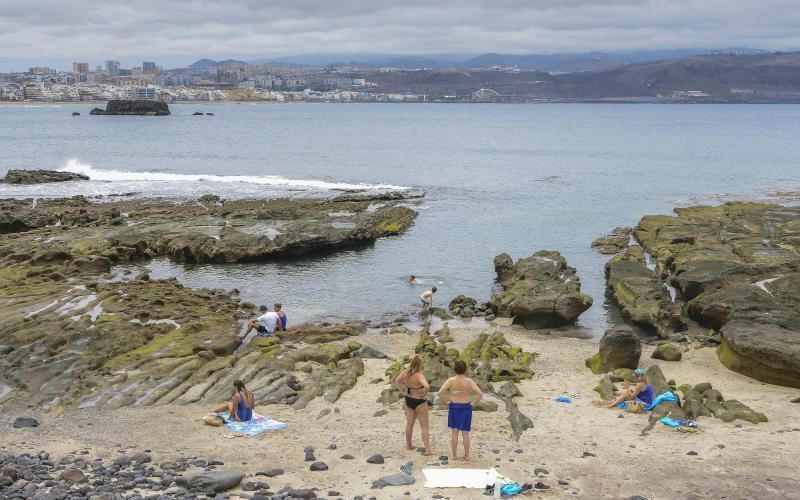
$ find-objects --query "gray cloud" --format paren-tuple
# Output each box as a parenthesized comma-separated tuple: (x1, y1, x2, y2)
(1, 0, 799, 70)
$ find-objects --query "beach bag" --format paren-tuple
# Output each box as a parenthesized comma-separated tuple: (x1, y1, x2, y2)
(625, 401, 644, 414)
(203, 414, 225, 427)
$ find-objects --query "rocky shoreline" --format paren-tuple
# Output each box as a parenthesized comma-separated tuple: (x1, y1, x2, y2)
(1, 187, 799, 498)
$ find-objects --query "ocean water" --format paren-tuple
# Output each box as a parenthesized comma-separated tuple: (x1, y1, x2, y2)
(2, 103, 799, 335)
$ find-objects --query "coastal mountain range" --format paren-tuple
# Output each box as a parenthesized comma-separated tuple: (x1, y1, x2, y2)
(185, 48, 769, 72)
(181, 50, 800, 101)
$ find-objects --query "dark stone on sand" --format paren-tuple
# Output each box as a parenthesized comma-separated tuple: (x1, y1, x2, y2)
(373, 409, 388, 417)
(355, 346, 387, 359)
(12, 416, 40, 429)
(309, 461, 328, 471)
(371, 473, 415, 488)
(366, 454, 385, 464)
(687, 451, 698, 456)
(328, 443, 337, 450)
(4, 169, 89, 184)
(90, 100, 170, 116)
(328, 491, 341, 497)
(256, 468, 284, 477)
(131, 452, 151, 463)
(175, 470, 244, 492)
(60, 468, 87, 483)
(534, 467, 549, 476)
(193, 112, 204, 115)
(340, 454, 354, 460)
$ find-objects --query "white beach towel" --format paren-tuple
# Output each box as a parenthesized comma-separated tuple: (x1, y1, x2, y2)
(422, 468, 498, 488)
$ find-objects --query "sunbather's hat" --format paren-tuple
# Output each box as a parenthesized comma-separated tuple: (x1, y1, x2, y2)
(634, 368, 645, 377)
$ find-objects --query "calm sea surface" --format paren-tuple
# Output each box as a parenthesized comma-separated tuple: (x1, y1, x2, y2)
(2, 103, 799, 335)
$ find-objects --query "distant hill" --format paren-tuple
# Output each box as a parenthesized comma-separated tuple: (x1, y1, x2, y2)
(187, 58, 248, 70)
(553, 51, 800, 98)
(363, 51, 800, 102)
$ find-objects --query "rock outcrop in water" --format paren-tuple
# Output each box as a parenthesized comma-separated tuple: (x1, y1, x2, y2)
(0, 195, 417, 260)
(610, 203, 800, 387)
(3, 169, 89, 184)
(90, 100, 170, 116)
(489, 251, 593, 329)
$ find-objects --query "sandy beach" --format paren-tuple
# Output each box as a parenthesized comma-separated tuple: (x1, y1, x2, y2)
(3, 322, 798, 499)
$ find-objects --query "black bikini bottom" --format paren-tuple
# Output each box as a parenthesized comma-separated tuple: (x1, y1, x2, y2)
(405, 396, 427, 410)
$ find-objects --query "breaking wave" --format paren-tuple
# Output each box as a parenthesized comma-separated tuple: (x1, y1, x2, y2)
(58, 159, 409, 192)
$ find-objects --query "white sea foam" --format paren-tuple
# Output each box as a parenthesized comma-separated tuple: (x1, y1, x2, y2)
(58, 159, 409, 192)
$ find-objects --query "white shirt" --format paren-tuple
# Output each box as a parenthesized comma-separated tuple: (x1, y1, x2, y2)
(258, 311, 280, 332)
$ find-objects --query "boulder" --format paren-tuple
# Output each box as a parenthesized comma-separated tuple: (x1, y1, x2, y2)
(371, 473, 415, 488)
(175, 470, 244, 491)
(354, 346, 387, 359)
(12, 417, 39, 428)
(489, 250, 593, 329)
(3, 169, 89, 184)
(718, 321, 800, 388)
(90, 100, 170, 116)
(593, 375, 616, 400)
(644, 365, 670, 396)
(448, 294, 477, 312)
(591, 227, 631, 254)
(586, 326, 641, 374)
(651, 342, 682, 362)
(60, 468, 87, 483)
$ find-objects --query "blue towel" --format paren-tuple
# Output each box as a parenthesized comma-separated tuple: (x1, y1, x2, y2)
(554, 396, 572, 403)
(660, 417, 684, 427)
(644, 391, 678, 411)
(214, 411, 288, 436)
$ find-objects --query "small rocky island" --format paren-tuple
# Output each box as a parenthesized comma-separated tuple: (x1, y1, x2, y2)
(90, 99, 170, 116)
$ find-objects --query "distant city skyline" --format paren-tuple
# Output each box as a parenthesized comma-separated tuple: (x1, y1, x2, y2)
(1, 0, 800, 72)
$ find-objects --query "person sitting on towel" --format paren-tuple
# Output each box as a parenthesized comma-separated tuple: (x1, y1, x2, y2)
(438, 359, 483, 460)
(211, 379, 255, 422)
(606, 368, 654, 408)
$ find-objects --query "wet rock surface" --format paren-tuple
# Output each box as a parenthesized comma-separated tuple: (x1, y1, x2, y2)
(629, 203, 800, 387)
(0, 194, 418, 410)
(3, 169, 89, 185)
(489, 251, 593, 329)
(0, 195, 417, 262)
(591, 227, 631, 254)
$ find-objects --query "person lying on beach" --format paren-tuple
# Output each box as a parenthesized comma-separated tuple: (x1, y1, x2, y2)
(395, 355, 434, 455)
(244, 305, 280, 337)
(605, 368, 654, 408)
(419, 287, 437, 310)
(210, 380, 255, 422)
(274, 303, 287, 331)
(438, 359, 483, 460)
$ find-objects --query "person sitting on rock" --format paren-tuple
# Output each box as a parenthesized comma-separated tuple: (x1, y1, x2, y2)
(274, 303, 287, 331)
(606, 368, 654, 408)
(419, 287, 437, 311)
(211, 380, 255, 422)
(438, 359, 483, 460)
(395, 355, 434, 455)
(244, 305, 280, 337)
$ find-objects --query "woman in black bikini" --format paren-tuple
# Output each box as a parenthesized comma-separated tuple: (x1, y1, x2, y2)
(394, 355, 434, 455)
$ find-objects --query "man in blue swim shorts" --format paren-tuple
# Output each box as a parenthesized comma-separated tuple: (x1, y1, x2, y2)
(438, 359, 483, 460)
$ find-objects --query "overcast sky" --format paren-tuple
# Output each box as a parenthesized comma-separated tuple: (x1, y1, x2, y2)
(1, 0, 799, 71)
